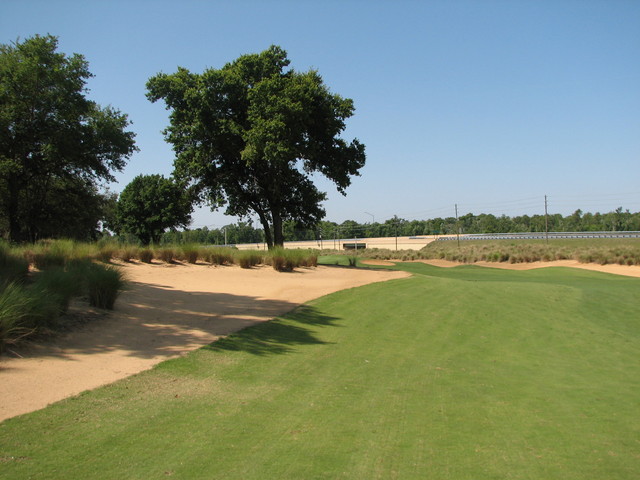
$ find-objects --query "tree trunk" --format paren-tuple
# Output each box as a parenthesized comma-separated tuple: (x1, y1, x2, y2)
(256, 212, 274, 250)
(272, 211, 284, 248)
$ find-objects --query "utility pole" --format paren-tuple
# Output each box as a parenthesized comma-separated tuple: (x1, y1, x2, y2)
(455, 204, 460, 248)
(544, 195, 549, 244)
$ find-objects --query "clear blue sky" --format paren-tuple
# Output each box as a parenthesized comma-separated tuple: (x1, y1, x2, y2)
(2, 0, 639, 227)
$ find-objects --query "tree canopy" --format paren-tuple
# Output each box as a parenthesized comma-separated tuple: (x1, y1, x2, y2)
(0, 34, 137, 242)
(114, 174, 193, 245)
(146, 45, 365, 248)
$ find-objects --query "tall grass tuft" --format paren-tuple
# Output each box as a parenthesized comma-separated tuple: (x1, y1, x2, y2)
(84, 263, 126, 310)
(0, 283, 36, 354)
(155, 247, 175, 264)
(32, 267, 82, 315)
(0, 282, 62, 352)
(116, 246, 138, 263)
(95, 246, 115, 263)
(237, 251, 263, 269)
(137, 248, 154, 263)
(207, 247, 235, 266)
(268, 248, 317, 272)
(0, 242, 29, 286)
(180, 244, 201, 264)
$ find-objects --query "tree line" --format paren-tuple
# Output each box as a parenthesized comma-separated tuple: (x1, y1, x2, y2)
(155, 208, 640, 246)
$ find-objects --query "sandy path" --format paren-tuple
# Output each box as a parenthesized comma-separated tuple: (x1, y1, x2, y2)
(1, 263, 408, 421)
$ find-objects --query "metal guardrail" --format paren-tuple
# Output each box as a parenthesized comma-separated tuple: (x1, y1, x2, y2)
(436, 232, 640, 241)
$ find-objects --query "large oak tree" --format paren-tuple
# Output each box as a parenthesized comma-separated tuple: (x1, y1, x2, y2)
(146, 46, 365, 248)
(0, 35, 137, 242)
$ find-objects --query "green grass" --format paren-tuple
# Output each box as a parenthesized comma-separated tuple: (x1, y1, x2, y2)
(319, 254, 364, 267)
(1, 263, 638, 478)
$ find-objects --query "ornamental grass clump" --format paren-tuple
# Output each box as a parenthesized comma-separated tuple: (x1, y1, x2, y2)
(0, 283, 37, 354)
(115, 246, 138, 262)
(0, 243, 29, 287)
(207, 248, 235, 266)
(268, 249, 317, 272)
(32, 267, 82, 316)
(155, 247, 175, 264)
(269, 250, 289, 272)
(95, 247, 114, 263)
(137, 248, 154, 263)
(84, 263, 126, 310)
(238, 251, 263, 269)
(180, 244, 201, 264)
(29, 249, 66, 270)
(0, 282, 61, 353)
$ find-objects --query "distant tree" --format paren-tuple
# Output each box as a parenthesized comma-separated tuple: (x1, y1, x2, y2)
(0, 35, 137, 242)
(114, 175, 193, 245)
(146, 45, 365, 249)
(223, 221, 263, 244)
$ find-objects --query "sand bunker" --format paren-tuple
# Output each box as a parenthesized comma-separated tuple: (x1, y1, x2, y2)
(0, 263, 408, 421)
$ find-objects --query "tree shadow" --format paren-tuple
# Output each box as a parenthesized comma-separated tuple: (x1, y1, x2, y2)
(6, 281, 323, 361)
(205, 305, 340, 356)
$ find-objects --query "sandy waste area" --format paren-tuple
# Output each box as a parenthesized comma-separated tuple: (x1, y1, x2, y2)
(1, 263, 408, 421)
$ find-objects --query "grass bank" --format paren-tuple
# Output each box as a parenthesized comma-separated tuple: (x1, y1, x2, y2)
(318, 238, 640, 265)
(1, 262, 638, 478)
(421, 238, 640, 265)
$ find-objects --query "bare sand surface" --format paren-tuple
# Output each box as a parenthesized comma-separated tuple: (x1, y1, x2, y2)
(1, 263, 408, 421)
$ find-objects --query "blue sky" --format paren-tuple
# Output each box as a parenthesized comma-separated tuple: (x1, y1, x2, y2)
(2, 0, 639, 227)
